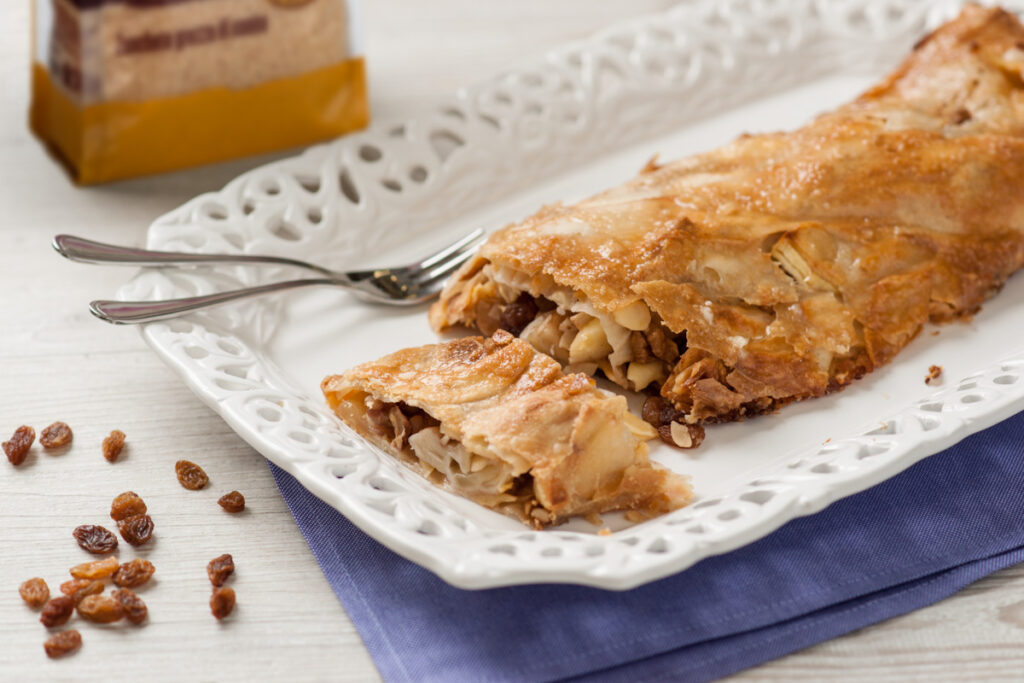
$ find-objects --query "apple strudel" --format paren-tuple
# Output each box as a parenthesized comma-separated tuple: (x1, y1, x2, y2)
(322, 331, 693, 528)
(430, 6, 1024, 444)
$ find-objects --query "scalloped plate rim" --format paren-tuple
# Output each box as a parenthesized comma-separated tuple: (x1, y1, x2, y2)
(127, 0, 1024, 590)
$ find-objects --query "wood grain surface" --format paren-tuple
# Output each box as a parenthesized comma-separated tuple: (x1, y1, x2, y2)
(2, 1, 1022, 680)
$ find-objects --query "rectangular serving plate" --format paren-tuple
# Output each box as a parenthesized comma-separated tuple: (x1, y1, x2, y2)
(132, 1, 1024, 588)
(266, 71, 1022, 517)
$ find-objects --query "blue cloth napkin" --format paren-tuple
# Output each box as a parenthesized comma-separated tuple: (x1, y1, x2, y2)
(270, 411, 1024, 682)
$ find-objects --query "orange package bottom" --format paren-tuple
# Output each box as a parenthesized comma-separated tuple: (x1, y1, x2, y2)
(29, 0, 369, 184)
(30, 58, 368, 185)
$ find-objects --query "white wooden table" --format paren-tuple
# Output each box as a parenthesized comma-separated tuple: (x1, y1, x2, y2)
(2, 2, 1023, 680)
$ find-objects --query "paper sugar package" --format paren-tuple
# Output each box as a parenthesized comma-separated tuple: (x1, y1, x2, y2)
(30, 0, 368, 184)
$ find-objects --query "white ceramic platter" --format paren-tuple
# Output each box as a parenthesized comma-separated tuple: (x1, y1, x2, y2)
(120, 0, 1024, 589)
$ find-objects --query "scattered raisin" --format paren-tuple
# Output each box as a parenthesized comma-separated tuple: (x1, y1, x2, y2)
(113, 559, 155, 588)
(207, 554, 234, 587)
(70, 556, 119, 580)
(3, 425, 35, 466)
(175, 460, 209, 490)
(102, 429, 126, 462)
(77, 594, 125, 624)
(43, 630, 82, 658)
(60, 579, 91, 596)
(73, 524, 119, 554)
(210, 586, 236, 620)
(19, 577, 50, 608)
(68, 580, 104, 605)
(117, 514, 154, 547)
(111, 588, 148, 625)
(40, 595, 75, 627)
(217, 491, 245, 513)
(40, 421, 73, 449)
(110, 491, 147, 521)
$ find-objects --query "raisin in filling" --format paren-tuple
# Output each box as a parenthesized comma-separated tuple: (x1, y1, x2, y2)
(365, 401, 439, 450)
(641, 395, 705, 450)
(497, 292, 541, 336)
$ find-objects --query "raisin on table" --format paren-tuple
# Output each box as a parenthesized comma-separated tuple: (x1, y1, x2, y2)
(19, 577, 50, 608)
(68, 580, 104, 605)
(61, 578, 106, 605)
(113, 559, 155, 588)
(73, 524, 119, 554)
(117, 514, 154, 546)
(69, 556, 119, 580)
(218, 491, 245, 513)
(40, 596, 75, 627)
(110, 491, 147, 521)
(112, 588, 148, 625)
(43, 630, 82, 658)
(175, 460, 209, 490)
(40, 421, 73, 449)
(210, 586, 236, 620)
(60, 579, 90, 596)
(77, 594, 125, 624)
(3, 425, 35, 466)
(207, 554, 234, 587)
(102, 429, 126, 462)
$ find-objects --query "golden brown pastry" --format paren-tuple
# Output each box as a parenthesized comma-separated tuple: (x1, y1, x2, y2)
(431, 6, 1024, 442)
(322, 331, 692, 528)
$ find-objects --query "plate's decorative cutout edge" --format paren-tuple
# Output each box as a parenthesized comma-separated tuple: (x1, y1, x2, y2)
(126, 0, 1024, 589)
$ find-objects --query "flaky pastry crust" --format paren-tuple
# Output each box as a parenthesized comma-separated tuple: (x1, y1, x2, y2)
(431, 6, 1024, 425)
(322, 331, 692, 528)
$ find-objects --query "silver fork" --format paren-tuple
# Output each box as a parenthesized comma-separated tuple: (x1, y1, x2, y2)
(53, 230, 483, 324)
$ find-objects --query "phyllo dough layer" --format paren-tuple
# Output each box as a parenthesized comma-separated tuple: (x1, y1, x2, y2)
(322, 331, 692, 528)
(430, 6, 1024, 439)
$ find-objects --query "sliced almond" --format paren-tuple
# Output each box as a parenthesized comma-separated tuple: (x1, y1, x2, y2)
(669, 421, 693, 448)
(627, 360, 665, 391)
(623, 411, 658, 440)
(568, 317, 613, 363)
(613, 301, 652, 331)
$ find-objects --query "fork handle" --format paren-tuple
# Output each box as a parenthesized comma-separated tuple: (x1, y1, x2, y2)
(89, 273, 428, 324)
(53, 234, 332, 275)
(90, 279, 340, 324)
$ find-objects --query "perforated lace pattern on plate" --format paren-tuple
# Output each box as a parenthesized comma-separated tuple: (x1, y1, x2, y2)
(122, 0, 1024, 589)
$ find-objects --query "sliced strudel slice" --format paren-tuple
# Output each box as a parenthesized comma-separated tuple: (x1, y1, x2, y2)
(322, 331, 692, 528)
